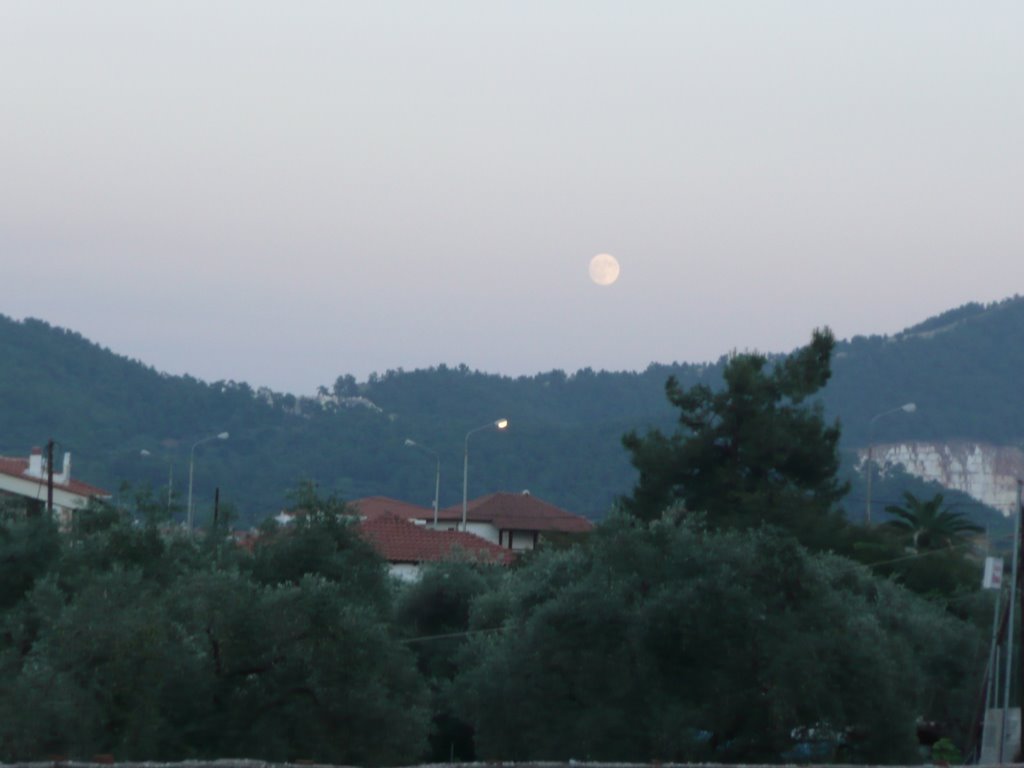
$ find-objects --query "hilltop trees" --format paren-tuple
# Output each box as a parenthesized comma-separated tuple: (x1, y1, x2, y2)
(621, 329, 847, 547)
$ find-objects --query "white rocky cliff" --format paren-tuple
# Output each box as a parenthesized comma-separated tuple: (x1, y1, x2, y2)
(862, 441, 1024, 515)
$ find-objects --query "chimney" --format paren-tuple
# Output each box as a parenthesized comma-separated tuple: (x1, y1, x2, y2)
(27, 447, 43, 478)
(56, 452, 72, 485)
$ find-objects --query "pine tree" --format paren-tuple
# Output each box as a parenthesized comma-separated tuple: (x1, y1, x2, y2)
(621, 329, 847, 547)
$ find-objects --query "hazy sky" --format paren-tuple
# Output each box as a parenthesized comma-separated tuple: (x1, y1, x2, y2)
(2, 2, 1022, 395)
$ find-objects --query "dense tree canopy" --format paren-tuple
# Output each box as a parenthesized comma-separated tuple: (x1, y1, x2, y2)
(621, 329, 848, 547)
(0, 499, 429, 764)
(4, 300, 1024, 527)
(393, 560, 506, 761)
(450, 516, 983, 763)
(0, 472, 991, 765)
(0, 308, 1005, 764)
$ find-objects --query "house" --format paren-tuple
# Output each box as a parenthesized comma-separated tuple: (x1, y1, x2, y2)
(357, 514, 515, 581)
(0, 447, 111, 527)
(352, 491, 594, 552)
(436, 491, 594, 550)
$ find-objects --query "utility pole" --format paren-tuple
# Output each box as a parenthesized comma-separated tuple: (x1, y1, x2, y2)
(864, 403, 917, 526)
(864, 444, 874, 525)
(167, 463, 174, 517)
(1018, 479, 1023, 761)
(1001, 485, 1022, 763)
(46, 438, 55, 516)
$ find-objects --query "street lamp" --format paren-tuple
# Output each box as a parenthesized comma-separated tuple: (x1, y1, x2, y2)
(404, 438, 441, 527)
(462, 418, 508, 531)
(187, 431, 229, 531)
(864, 403, 916, 525)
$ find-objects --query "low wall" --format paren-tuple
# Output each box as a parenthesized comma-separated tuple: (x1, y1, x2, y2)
(6, 762, 1020, 768)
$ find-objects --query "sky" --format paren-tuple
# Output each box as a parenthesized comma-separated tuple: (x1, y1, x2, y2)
(2, 2, 1022, 395)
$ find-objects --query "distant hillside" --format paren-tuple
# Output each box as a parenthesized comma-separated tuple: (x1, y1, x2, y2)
(2, 296, 1022, 529)
(825, 294, 1024, 446)
(0, 315, 690, 522)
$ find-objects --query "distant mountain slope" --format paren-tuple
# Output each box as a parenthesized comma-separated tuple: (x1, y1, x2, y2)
(2, 296, 1022, 527)
(825, 295, 1024, 446)
(0, 314, 687, 521)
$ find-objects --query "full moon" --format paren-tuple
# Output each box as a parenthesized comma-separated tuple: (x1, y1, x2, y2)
(588, 253, 620, 286)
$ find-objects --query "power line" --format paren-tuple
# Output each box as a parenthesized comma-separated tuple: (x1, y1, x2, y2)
(862, 542, 973, 569)
(397, 545, 986, 646)
(399, 626, 507, 645)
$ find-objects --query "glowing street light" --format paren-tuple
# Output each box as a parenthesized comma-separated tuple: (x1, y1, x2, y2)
(462, 419, 508, 531)
(187, 431, 229, 531)
(404, 438, 441, 526)
(864, 403, 916, 525)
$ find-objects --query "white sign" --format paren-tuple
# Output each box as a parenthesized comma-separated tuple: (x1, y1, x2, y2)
(984, 557, 1005, 590)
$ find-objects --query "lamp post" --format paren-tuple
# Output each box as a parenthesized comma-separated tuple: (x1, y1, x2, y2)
(864, 403, 916, 525)
(462, 418, 508, 531)
(404, 438, 441, 527)
(187, 431, 229, 531)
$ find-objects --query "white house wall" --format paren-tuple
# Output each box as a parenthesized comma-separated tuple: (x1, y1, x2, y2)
(0, 474, 94, 516)
(456, 522, 537, 550)
(426, 520, 502, 544)
(465, 522, 500, 544)
(387, 563, 421, 582)
(424, 520, 541, 551)
(508, 530, 537, 551)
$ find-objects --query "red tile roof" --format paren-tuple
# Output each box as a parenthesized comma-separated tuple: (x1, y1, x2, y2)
(358, 514, 515, 566)
(351, 495, 434, 521)
(231, 529, 260, 553)
(0, 456, 109, 498)
(437, 491, 594, 533)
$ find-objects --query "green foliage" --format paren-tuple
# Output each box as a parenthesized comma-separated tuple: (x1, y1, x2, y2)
(56, 501, 182, 591)
(837, 455, 1009, 547)
(395, 560, 502, 676)
(0, 304, 1011, 763)
(247, 483, 390, 613)
(452, 518, 983, 763)
(884, 491, 984, 552)
(0, 314, 686, 523)
(0, 474, 990, 764)
(6, 298, 1024, 527)
(163, 571, 429, 765)
(826, 295, 1024, 445)
(393, 560, 506, 761)
(835, 523, 983, 604)
(0, 513, 60, 610)
(0, 487, 429, 765)
(932, 736, 963, 764)
(621, 329, 848, 548)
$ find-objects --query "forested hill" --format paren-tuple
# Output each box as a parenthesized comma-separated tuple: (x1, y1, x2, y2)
(1, 296, 1022, 525)
(824, 295, 1024, 446)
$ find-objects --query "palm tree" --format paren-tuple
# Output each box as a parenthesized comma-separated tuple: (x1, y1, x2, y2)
(883, 491, 983, 552)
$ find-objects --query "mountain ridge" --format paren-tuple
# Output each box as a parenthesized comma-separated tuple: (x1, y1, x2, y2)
(2, 296, 1022, 525)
